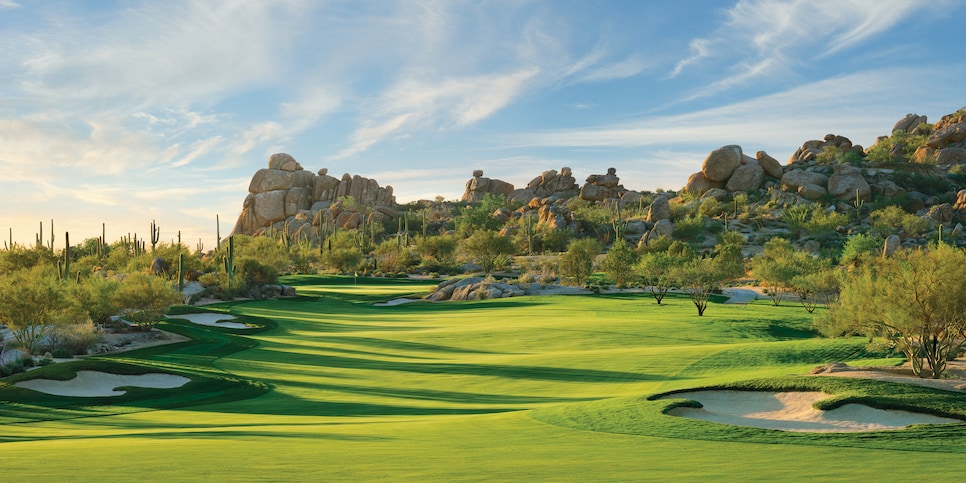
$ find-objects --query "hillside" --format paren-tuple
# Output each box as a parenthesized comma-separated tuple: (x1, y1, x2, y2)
(230, 106, 966, 254)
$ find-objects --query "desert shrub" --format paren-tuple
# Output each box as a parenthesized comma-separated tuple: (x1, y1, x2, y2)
(781, 204, 811, 237)
(236, 257, 279, 287)
(698, 198, 725, 218)
(454, 193, 506, 236)
(673, 214, 706, 242)
(892, 171, 953, 196)
(839, 233, 884, 266)
(51, 348, 73, 359)
(638, 235, 673, 254)
(70, 276, 120, 326)
(113, 272, 181, 330)
(865, 130, 929, 163)
(538, 227, 574, 253)
(869, 206, 929, 238)
(44, 321, 103, 355)
(600, 239, 639, 287)
(0, 245, 57, 274)
(559, 238, 601, 286)
(460, 230, 514, 273)
(804, 206, 848, 241)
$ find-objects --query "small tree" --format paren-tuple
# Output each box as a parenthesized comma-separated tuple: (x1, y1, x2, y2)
(0, 266, 75, 355)
(114, 272, 181, 331)
(70, 276, 121, 326)
(559, 238, 601, 286)
(635, 250, 690, 304)
(600, 239, 638, 288)
(749, 238, 801, 306)
(790, 265, 839, 313)
(460, 230, 514, 274)
(817, 245, 966, 378)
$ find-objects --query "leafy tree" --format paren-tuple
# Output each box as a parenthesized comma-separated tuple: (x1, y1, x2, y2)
(672, 257, 724, 316)
(749, 238, 802, 306)
(321, 230, 365, 273)
(559, 238, 601, 286)
(454, 193, 506, 236)
(70, 276, 121, 326)
(114, 272, 181, 331)
(0, 245, 56, 274)
(373, 239, 416, 274)
(635, 250, 690, 304)
(0, 266, 76, 355)
(839, 233, 884, 266)
(460, 230, 514, 273)
(415, 234, 458, 264)
(600, 239, 638, 287)
(790, 265, 839, 313)
(236, 257, 279, 286)
(817, 245, 966, 378)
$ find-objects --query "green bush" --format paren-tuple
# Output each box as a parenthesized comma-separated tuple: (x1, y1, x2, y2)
(236, 257, 279, 287)
(673, 214, 706, 242)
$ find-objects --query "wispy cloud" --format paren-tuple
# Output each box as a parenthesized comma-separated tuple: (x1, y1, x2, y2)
(668, 0, 938, 97)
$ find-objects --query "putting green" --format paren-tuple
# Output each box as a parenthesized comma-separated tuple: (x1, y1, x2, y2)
(2, 275, 965, 479)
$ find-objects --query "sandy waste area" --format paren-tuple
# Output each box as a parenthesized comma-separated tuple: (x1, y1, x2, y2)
(173, 313, 252, 329)
(15, 371, 191, 397)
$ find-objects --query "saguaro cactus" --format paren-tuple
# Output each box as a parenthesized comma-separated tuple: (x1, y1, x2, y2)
(223, 235, 235, 290)
(178, 252, 186, 292)
(150, 220, 160, 253)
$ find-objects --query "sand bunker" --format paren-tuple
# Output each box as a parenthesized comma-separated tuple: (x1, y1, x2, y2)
(175, 313, 251, 329)
(663, 390, 961, 432)
(374, 298, 421, 306)
(15, 371, 190, 397)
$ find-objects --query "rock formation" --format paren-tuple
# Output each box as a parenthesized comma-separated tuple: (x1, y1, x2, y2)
(232, 153, 396, 243)
(685, 146, 783, 195)
(461, 170, 514, 202)
(509, 167, 579, 203)
(912, 108, 966, 165)
(579, 168, 624, 202)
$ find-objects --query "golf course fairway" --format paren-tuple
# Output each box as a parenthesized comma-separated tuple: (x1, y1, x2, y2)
(2, 275, 965, 480)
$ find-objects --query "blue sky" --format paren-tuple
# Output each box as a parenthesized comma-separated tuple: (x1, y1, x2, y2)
(1, 0, 964, 247)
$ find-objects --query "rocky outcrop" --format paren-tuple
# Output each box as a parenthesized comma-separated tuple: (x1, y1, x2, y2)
(232, 154, 396, 241)
(646, 195, 670, 222)
(509, 167, 579, 203)
(912, 108, 966, 165)
(462, 170, 514, 202)
(702, 145, 742, 182)
(684, 171, 724, 195)
(789, 134, 862, 164)
(685, 146, 782, 196)
(579, 168, 623, 202)
(426, 276, 527, 302)
(826, 164, 871, 201)
(892, 113, 928, 134)
(781, 169, 829, 192)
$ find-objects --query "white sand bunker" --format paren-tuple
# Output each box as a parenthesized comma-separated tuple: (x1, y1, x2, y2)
(374, 298, 420, 307)
(664, 390, 961, 432)
(15, 371, 191, 397)
(175, 313, 251, 329)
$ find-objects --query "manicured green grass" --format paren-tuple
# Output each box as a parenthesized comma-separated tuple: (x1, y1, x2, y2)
(2, 275, 965, 480)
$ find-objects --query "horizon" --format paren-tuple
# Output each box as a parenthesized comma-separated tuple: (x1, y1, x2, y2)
(2, 0, 965, 248)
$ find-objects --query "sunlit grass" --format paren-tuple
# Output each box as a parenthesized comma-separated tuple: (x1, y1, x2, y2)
(2, 275, 965, 479)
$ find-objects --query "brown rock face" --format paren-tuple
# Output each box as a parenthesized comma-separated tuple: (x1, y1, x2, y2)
(684, 171, 723, 195)
(579, 168, 623, 201)
(725, 163, 765, 192)
(892, 113, 928, 134)
(702, 145, 742, 182)
(756, 151, 784, 178)
(646, 195, 670, 222)
(232, 153, 396, 238)
(826, 164, 871, 201)
(461, 170, 515, 202)
(781, 169, 829, 192)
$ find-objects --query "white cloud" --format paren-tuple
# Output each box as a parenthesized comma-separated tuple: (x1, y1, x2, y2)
(0, 0, 21, 8)
(668, 0, 937, 94)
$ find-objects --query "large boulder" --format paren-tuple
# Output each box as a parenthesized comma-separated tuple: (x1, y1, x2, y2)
(826, 164, 871, 201)
(580, 168, 622, 201)
(461, 170, 514, 202)
(684, 171, 723, 195)
(781, 169, 829, 192)
(725, 162, 765, 192)
(797, 183, 827, 200)
(756, 151, 784, 178)
(253, 190, 288, 226)
(268, 153, 302, 172)
(702, 145, 743, 182)
(892, 113, 928, 134)
(646, 195, 671, 222)
(926, 122, 966, 148)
